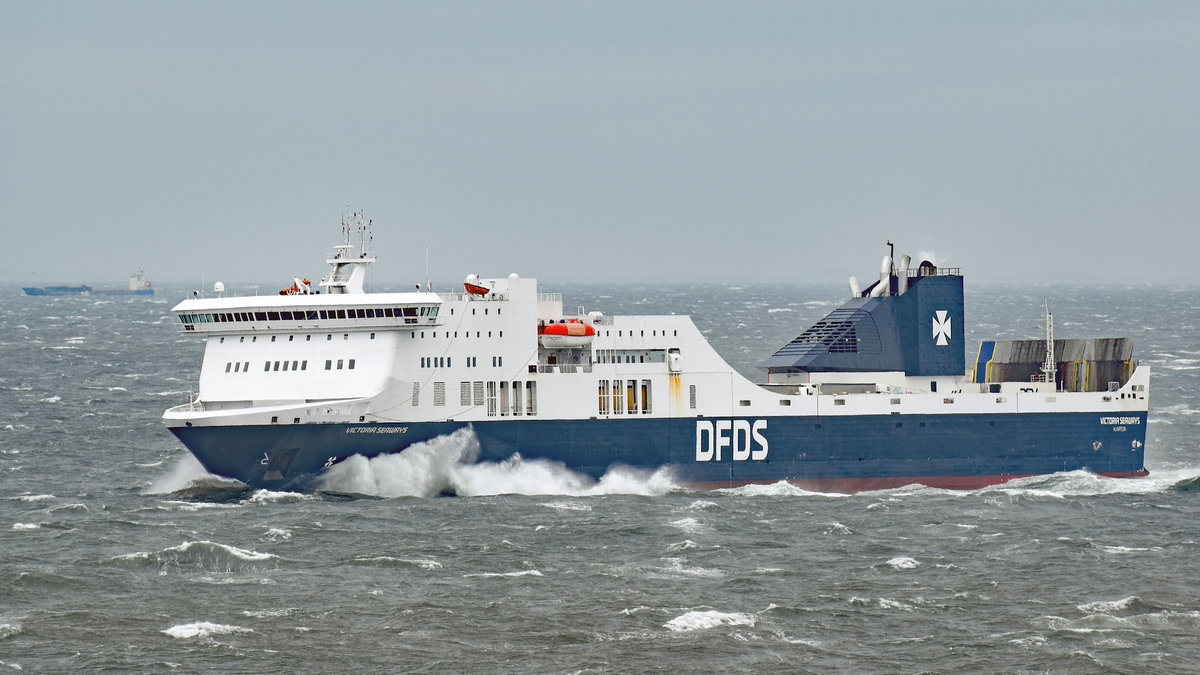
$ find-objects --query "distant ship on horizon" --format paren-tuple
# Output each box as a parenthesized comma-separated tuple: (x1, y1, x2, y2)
(23, 269, 154, 296)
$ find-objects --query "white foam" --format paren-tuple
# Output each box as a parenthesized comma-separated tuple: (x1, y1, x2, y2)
(38, 396, 61, 403)
(115, 540, 276, 565)
(1078, 597, 1141, 614)
(462, 570, 543, 578)
(246, 490, 309, 504)
(661, 557, 724, 578)
(664, 610, 755, 632)
(886, 556, 920, 569)
(144, 455, 226, 494)
(717, 481, 849, 497)
(14, 495, 54, 502)
(11, 523, 40, 531)
(263, 528, 292, 541)
(162, 621, 253, 639)
(319, 428, 676, 498)
(668, 517, 707, 534)
(666, 540, 698, 552)
(355, 556, 442, 570)
(822, 522, 852, 535)
(984, 468, 1200, 498)
(539, 500, 592, 512)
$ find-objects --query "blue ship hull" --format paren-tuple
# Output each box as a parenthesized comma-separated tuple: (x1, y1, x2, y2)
(23, 287, 153, 296)
(169, 412, 1149, 492)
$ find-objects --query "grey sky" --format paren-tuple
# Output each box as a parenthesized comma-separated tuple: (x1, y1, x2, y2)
(4, 2, 1198, 288)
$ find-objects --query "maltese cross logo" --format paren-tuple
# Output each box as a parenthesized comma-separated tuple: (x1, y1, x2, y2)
(932, 310, 952, 346)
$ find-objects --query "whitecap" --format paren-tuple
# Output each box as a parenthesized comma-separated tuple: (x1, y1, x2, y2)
(246, 490, 309, 504)
(886, 556, 919, 569)
(668, 517, 706, 534)
(14, 495, 54, 502)
(717, 481, 848, 497)
(12, 523, 39, 531)
(462, 570, 543, 578)
(1078, 597, 1141, 614)
(539, 500, 592, 512)
(664, 610, 755, 632)
(659, 557, 724, 578)
(162, 622, 253, 639)
(38, 396, 62, 404)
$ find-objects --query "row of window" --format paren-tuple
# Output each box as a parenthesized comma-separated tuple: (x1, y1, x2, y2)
(220, 333, 360, 343)
(412, 330, 502, 339)
(408, 380, 539, 417)
(598, 379, 653, 415)
(418, 356, 500, 368)
(222, 358, 356, 373)
(180, 305, 438, 325)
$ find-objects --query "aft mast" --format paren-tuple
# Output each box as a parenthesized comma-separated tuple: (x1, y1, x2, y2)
(320, 210, 376, 295)
(1041, 300, 1057, 389)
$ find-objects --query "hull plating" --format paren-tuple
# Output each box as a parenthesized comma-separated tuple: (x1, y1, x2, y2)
(169, 411, 1148, 492)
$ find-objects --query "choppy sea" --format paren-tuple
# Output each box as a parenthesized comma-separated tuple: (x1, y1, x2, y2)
(2, 280, 1198, 673)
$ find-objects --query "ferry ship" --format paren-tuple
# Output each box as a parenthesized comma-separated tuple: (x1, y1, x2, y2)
(163, 214, 1149, 492)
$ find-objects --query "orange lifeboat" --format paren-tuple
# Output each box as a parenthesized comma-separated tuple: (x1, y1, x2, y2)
(463, 273, 490, 296)
(538, 319, 596, 348)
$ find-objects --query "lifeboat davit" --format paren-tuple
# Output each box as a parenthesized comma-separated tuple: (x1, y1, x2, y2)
(538, 319, 596, 348)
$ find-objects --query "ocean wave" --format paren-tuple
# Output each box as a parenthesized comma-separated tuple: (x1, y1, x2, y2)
(318, 428, 676, 498)
(114, 540, 276, 570)
(246, 490, 310, 504)
(462, 570, 543, 578)
(539, 500, 592, 512)
(162, 621, 253, 639)
(667, 517, 707, 534)
(353, 556, 442, 570)
(884, 556, 920, 570)
(664, 610, 755, 632)
(1078, 596, 1162, 615)
(660, 557, 724, 578)
(715, 481, 849, 497)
